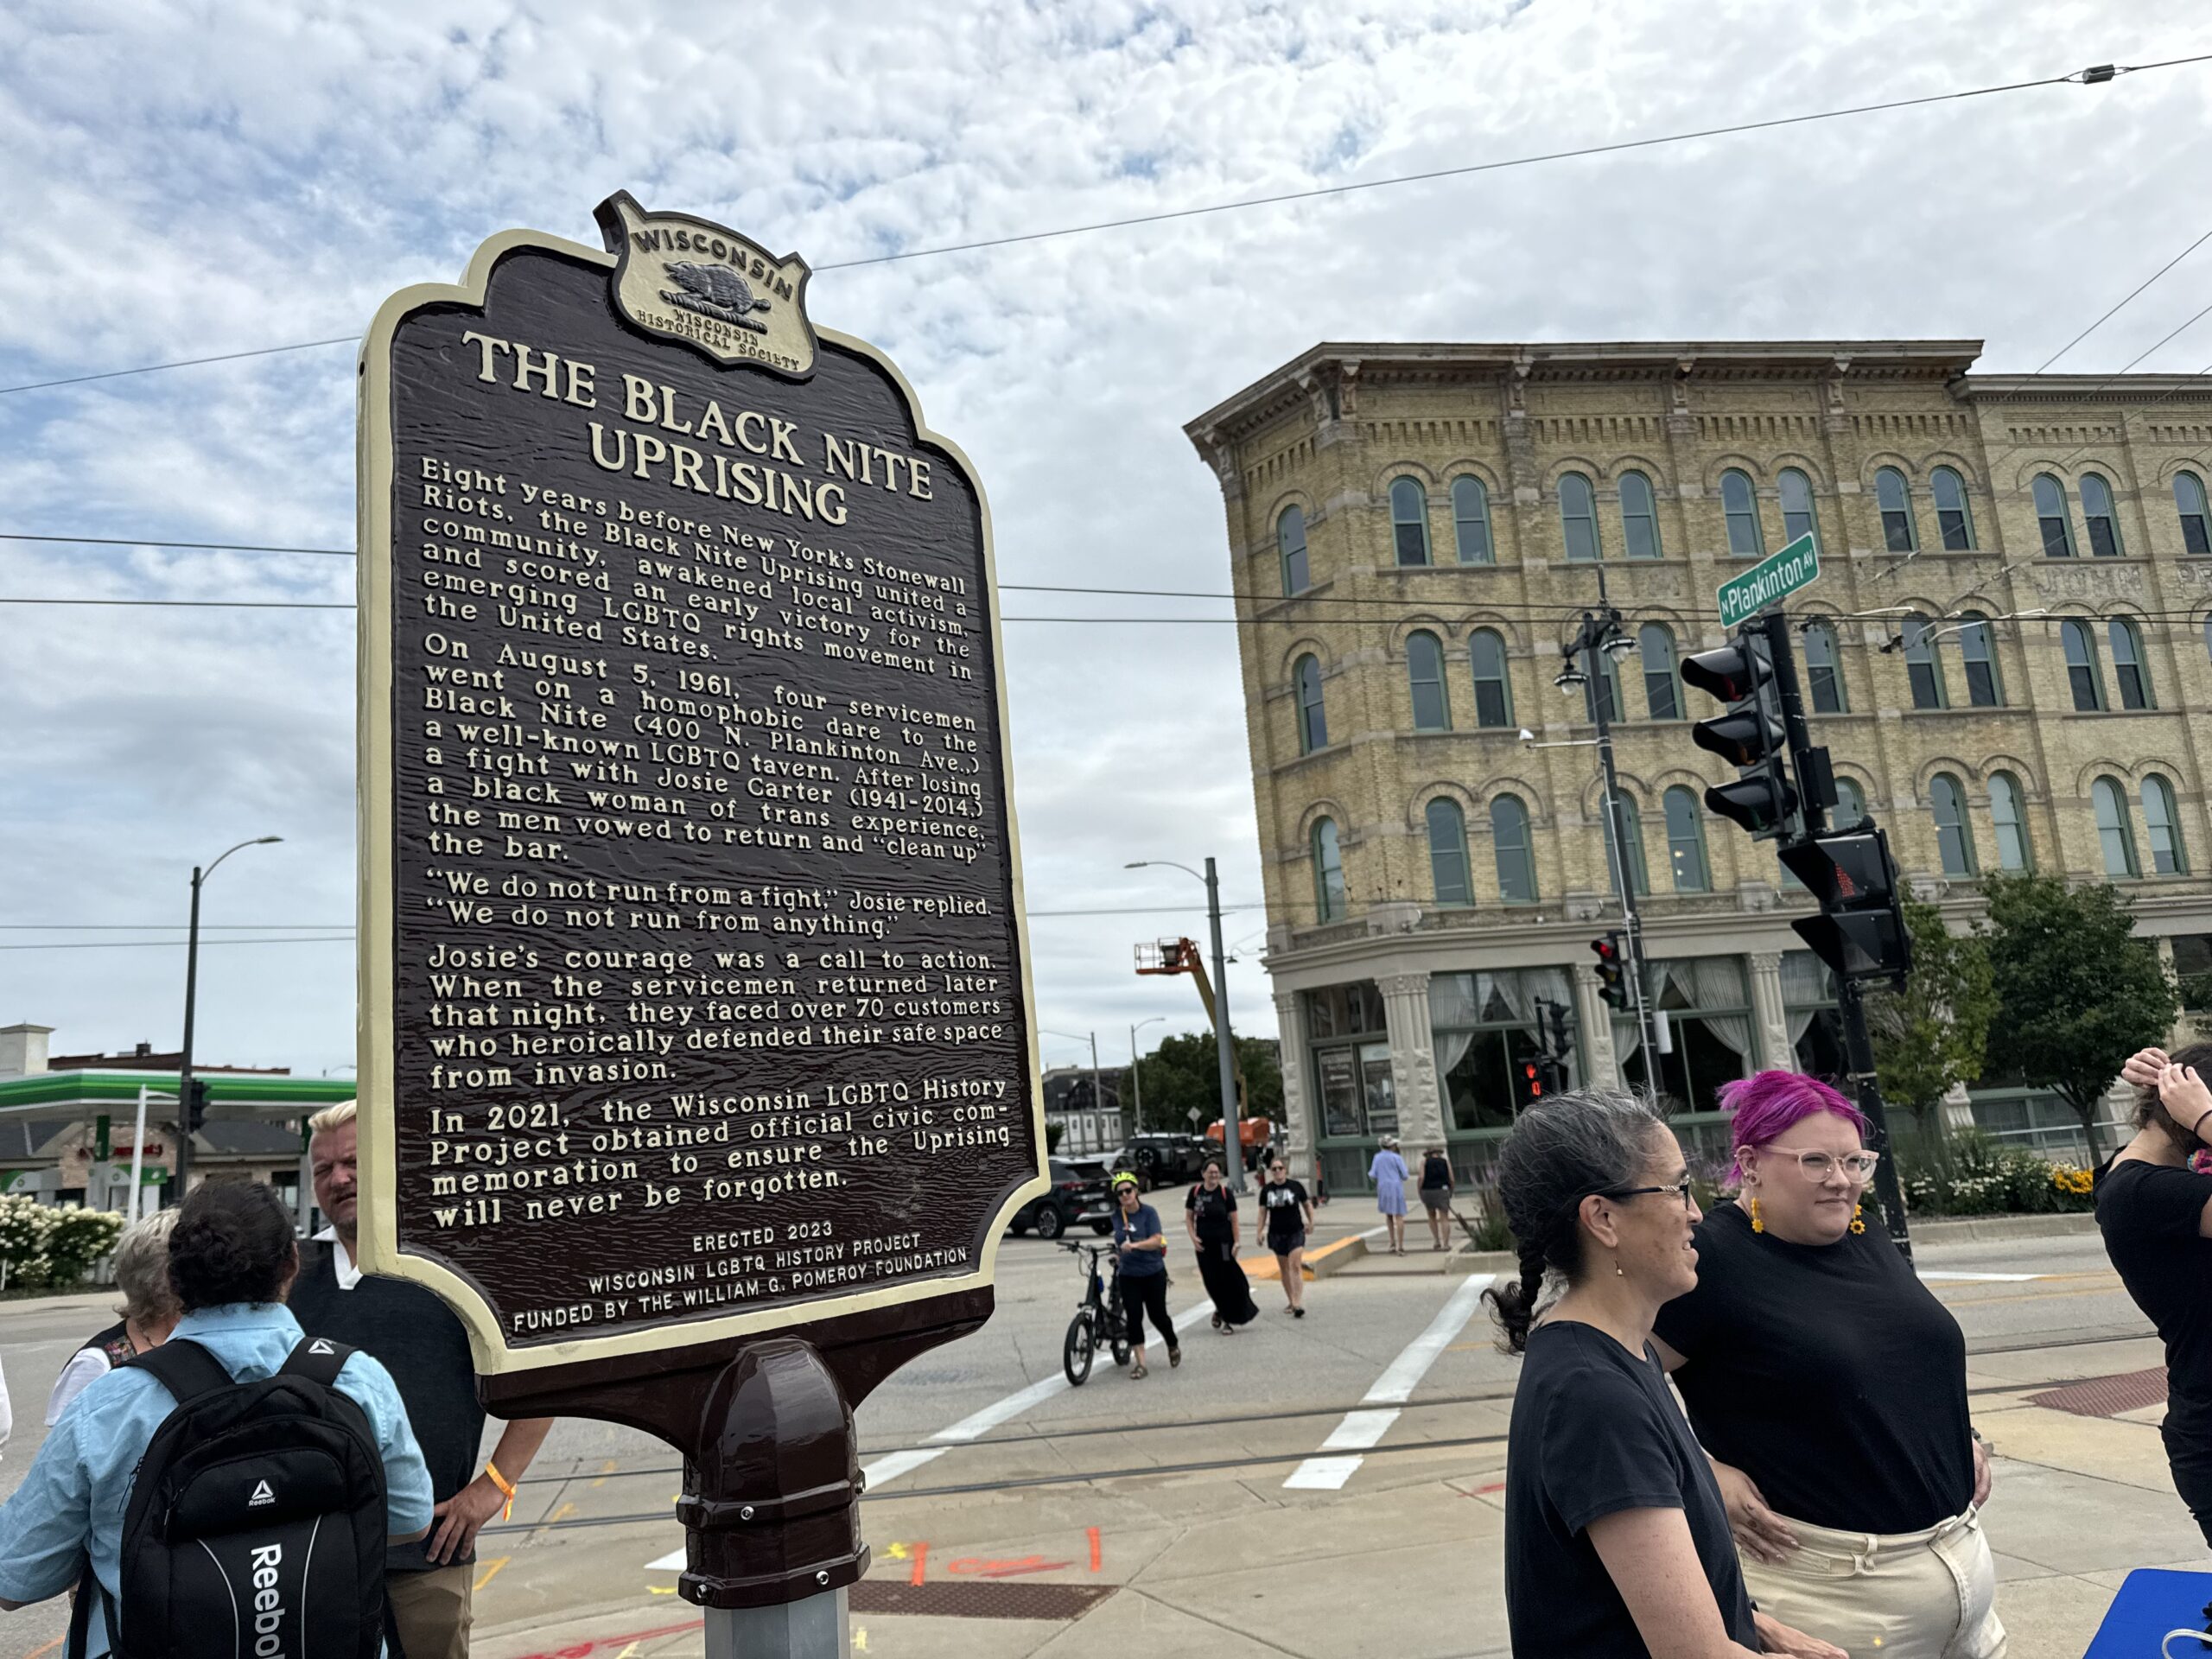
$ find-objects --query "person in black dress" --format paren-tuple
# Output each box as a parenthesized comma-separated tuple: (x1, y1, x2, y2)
(2104, 1043, 2212, 1546)
(1185, 1158, 1257, 1332)
(1486, 1087, 1840, 1659)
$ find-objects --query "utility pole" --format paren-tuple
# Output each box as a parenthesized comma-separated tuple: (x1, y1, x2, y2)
(1205, 856, 1244, 1192)
(1087, 1031, 1103, 1154)
(1561, 568, 1662, 1081)
(174, 836, 283, 1203)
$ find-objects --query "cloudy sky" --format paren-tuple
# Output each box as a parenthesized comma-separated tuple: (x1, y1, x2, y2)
(2, 1, 2209, 1080)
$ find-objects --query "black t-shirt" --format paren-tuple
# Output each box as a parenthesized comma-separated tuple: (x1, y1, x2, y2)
(1186, 1183, 1236, 1245)
(1504, 1321, 1755, 1656)
(1652, 1199, 1973, 1533)
(2098, 1158, 2212, 1444)
(1259, 1179, 1308, 1243)
(288, 1241, 486, 1571)
(1421, 1154, 1451, 1191)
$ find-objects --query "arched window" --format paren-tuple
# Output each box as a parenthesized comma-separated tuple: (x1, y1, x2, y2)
(2081, 474, 2124, 557)
(1407, 631, 1451, 731)
(2203, 615, 2212, 666)
(2034, 474, 2076, 557)
(1933, 467, 1975, 550)
(2177, 472, 2212, 556)
(1294, 654, 1328, 752)
(1638, 623, 1680, 720)
(1470, 630, 1513, 728)
(1721, 469, 1764, 556)
(1990, 772, 2031, 871)
(1876, 467, 1918, 554)
(1452, 476, 1494, 565)
(1835, 777, 1869, 825)
(1779, 468, 1818, 548)
(1605, 796, 1650, 896)
(1491, 796, 1537, 904)
(1903, 613, 1947, 709)
(1619, 471, 1662, 559)
(1802, 620, 1847, 713)
(1959, 611, 2003, 707)
(2060, 620, 2103, 711)
(1313, 818, 1348, 919)
(1277, 505, 1309, 595)
(2110, 619, 2153, 709)
(1929, 772, 1976, 877)
(1427, 798, 1471, 906)
(2094, 777, 2139, 878)
(2145, 776, 2189, 874)
(1389, 478, 1431, 566)
(1559, 473, 1600, 562)
(1663, 786, 1710, 892)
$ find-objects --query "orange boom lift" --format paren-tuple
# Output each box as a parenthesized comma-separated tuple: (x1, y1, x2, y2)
(1134, 938, 1262, 1162)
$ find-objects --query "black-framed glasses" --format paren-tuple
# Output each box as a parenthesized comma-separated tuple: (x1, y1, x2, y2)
(1603, 1177, 1696, 1211)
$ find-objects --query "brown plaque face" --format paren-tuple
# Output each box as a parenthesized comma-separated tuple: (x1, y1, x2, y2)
(356, 202, 1047, 1371)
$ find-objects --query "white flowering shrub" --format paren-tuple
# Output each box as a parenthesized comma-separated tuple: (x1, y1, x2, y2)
(0, 1195, 125, 1289)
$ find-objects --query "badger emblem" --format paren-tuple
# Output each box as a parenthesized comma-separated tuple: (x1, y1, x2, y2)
(659, 262, 772, 334)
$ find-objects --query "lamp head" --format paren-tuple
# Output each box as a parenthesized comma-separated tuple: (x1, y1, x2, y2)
(1553, 666, 1588, 692)
(1601, 634, 1637, 663)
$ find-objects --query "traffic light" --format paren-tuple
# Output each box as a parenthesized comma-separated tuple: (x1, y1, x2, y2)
(1590, 932, 1628, 1010)
(1779, 827, 1912, 983)
(1681, 633, 1799, 842)
(184, 1078, 211, 1136)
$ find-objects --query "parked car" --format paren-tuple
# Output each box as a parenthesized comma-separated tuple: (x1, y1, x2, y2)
(1121, 1132, 1211, 1189)
(1011, 1157, 1113, 1239)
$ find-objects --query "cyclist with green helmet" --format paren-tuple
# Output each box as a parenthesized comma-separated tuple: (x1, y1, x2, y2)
(1110, 1172, 1179, 1377)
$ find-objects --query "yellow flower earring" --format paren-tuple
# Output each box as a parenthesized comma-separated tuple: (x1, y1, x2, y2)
(1850, 1203, 1866, 1236)
(1749, 1193, 1764, 1234)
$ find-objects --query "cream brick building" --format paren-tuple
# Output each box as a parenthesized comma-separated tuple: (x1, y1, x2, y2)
(1185, 341, 2212, 1193)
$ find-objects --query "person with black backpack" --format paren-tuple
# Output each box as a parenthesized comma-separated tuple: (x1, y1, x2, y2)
(0, 1179, 435, 1657)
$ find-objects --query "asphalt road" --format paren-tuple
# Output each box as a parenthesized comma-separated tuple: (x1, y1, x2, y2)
(0, 1219, 2152, 1657)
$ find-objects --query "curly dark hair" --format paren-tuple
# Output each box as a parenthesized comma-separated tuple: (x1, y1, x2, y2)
(168, 1179, 299, 1311)
(1482, 1088, 1669, 1355)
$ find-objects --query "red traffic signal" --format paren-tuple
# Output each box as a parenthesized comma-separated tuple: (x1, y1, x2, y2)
(1590, 931, 1629, 1010)
(1521, 1060, 1544, 1100)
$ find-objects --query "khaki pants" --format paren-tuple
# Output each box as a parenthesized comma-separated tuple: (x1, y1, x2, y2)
(1745, 1506, 2005, 1659)
(386, 1565, 475, 1659)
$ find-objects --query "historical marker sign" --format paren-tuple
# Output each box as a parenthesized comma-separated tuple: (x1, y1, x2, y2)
(357, 194, 1047, 1374)
(1716, 531, 1820, 629)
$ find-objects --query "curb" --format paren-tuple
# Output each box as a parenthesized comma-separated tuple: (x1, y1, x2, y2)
(1905, 1212, 2100, 1245)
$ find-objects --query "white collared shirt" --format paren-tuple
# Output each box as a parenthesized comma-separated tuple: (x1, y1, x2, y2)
(313, 1224, 364, 1290)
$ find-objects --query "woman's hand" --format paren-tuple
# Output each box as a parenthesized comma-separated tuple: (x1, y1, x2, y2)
(2122, 1046, 2173, 1089)
(2160, 1063, 2212, 1138)
(1971, 1434, 1993, 1508)
(1710, 1459, 1796, 1564)
(1753, 1610, 1848, 1659)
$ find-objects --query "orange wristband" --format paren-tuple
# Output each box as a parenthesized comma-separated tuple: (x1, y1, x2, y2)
(485, 1460, 516, 1521)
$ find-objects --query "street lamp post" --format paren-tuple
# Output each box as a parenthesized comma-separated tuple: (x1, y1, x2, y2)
(175, 836, 283, 1200)
(1039, 1028, 1103, 1154)
(1125, 857, 1243, 1192)
(1128, 1016, 1164, 1132)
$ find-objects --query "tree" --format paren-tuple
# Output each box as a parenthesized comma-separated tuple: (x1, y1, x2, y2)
(1867, 899, 1998, 1132)
(1980, 873, 2178, 1159)
(1132, 1032, 1283, 1132)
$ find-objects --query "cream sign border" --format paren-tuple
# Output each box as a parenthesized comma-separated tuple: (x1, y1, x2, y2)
(356, 225, 1051, 1376)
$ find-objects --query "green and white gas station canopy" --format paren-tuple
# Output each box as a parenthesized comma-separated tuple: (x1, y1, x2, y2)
(0, 1070, 357, 1123)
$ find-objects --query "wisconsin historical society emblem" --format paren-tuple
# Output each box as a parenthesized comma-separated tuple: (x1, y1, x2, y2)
(594, 191, 817, 379)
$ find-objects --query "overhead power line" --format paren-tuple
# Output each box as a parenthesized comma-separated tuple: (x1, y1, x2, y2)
(0, 56, 2195, 400)
(0, 935, 355, 951)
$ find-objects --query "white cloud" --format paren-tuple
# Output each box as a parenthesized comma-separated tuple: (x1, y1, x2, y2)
(3, 0, 2211, 1072)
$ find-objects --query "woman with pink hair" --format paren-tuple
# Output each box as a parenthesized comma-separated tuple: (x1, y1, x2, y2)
(1650, 1070, 2003, 1659)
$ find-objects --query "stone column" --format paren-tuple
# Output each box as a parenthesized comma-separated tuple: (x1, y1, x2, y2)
(1572, 963, 1623, 1090)
(1377, 971, 1444, 1144)
(1747, 952, 1792, 1071)
(1274, 988, 1316, 1180)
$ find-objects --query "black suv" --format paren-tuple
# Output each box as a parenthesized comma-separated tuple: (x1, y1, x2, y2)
(1122, 1133, 1211, 1189)
(1010, 1157, 1113, 1239)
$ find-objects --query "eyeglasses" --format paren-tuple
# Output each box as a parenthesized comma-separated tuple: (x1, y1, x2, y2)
(1762, 1149, 1880, 1184)
(1603, 1177, 1697, 1211)
(1268, 1164, 1287, 1173)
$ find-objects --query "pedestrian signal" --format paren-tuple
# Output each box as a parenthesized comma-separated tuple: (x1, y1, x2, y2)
(1778, 828, 1912, 984)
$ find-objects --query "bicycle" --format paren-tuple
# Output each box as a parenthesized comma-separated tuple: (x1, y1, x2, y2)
(1059, 1239, 1133, 1385)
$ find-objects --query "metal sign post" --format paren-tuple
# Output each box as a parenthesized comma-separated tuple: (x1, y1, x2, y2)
(357, 194, 1049, 1648)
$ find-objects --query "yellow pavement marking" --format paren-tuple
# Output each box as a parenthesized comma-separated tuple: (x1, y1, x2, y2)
(473, 1556, 511, 1592)
(591, 1457, 617, 1487)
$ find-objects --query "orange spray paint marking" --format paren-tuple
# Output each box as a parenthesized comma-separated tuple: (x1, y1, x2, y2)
(1088, 1527, 1102, 1573)
(909, 1540, 929, 1586)
(947, 1555, 1071, 1580)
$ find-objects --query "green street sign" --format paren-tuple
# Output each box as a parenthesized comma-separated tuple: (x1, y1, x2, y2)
(1717, 532, 1820, 629)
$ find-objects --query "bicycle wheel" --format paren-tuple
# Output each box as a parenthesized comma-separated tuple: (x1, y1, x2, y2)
(1063, 1309, 1096, 1386)
(1110, 1323, 1132, 1369)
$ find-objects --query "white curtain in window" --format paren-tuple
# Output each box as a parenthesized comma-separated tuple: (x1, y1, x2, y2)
(1428, 969, 1570, 1080)
(1662, 959, 1755, 1062)
(1780, 951, 1832, 1046)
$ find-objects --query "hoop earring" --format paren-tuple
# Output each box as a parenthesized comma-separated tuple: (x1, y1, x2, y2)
(1749, 1194, 1764, 1235)
(1850, 1203, 1866, 1236)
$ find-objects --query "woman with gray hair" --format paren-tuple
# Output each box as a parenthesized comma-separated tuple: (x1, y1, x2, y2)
(1488, 1087, 1841, 1659)
(43, 1207, 182, 1424)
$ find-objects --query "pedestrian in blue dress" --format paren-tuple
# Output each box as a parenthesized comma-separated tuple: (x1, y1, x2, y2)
(1370, 1135, 1411, 1255)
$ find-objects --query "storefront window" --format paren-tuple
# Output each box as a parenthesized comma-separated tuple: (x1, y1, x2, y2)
(1306, 982, 1392, 1141)
(1432, 969, 1575, 1131)
(1615, 957, 1753, 1114)
(1782, 951, 1844, 1080)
